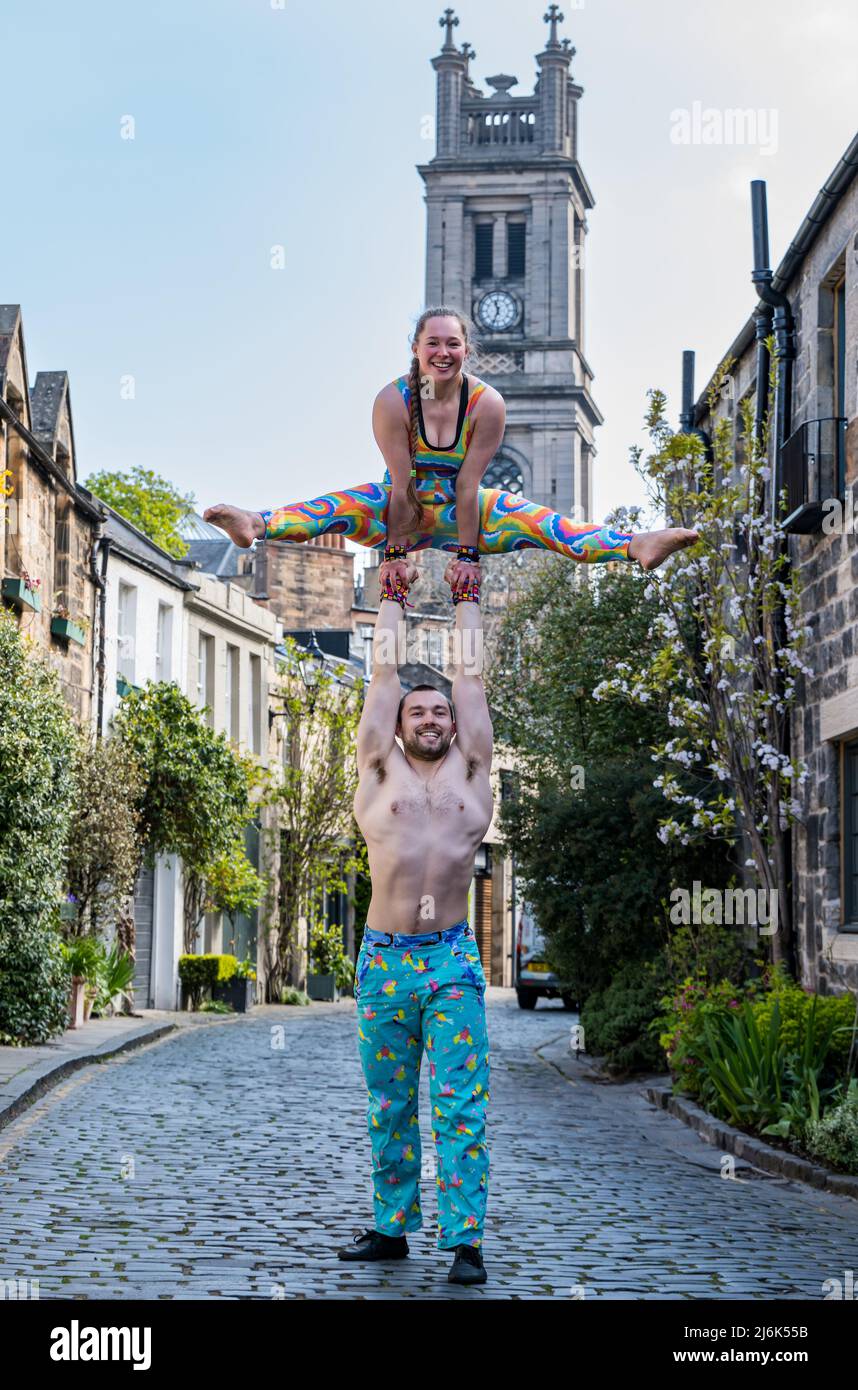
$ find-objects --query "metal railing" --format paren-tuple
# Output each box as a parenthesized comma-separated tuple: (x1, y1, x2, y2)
(461, 102, 538, 148)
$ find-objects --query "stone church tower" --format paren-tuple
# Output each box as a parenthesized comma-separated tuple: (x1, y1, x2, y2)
(418, 5, 601, 520)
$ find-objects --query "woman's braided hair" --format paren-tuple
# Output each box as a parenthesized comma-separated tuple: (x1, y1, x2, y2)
(403, 306, 478, 536)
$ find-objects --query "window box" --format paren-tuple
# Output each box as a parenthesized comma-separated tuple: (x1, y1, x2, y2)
(116, 676, 141, 697)
(51, 615, 87, 645)
(779, 416, 847, 534)
(2, 577, 41, 613)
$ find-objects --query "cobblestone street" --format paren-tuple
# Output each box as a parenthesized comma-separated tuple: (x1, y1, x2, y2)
(1, 990, 857, 1300)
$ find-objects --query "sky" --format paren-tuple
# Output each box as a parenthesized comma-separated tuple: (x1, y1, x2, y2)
(3, 0, 857, 568)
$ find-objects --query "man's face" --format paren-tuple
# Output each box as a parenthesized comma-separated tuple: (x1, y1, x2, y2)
(396, 693, 455, 762)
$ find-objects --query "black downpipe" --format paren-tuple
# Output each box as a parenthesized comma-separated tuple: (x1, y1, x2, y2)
(87, 531, 111, 740)
(679, 349, 712, 458)
(750, 181, 796, 515)
(750, 180, 796, 977)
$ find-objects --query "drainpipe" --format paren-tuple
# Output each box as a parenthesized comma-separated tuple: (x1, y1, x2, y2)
(750, 181, 796, 520)
(679, 350, 712, 457)
(88, 529, 111, 740)
(749, 179, 796, 977)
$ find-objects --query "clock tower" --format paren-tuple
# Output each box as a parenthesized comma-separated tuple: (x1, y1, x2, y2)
(418, 6, 602, 517)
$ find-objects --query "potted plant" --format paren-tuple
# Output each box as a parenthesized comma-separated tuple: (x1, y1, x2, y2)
(306, 923, 345, 1002)
(2, 569, 42, 613)
(91, 941, 137, 1017)
(50, 593, 89, 646)
(212, 955, 257, 1013)
(60, 935, 103, 1029)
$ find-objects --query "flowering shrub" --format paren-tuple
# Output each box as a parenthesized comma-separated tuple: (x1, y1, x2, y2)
(655, 974, 764, 1098)
(591, 355, 810, 967)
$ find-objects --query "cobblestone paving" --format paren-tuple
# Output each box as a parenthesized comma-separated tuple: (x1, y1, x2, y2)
(1, 990, 856, 1300)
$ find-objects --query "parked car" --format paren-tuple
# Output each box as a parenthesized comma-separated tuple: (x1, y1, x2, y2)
(515, 901, 576, 1011)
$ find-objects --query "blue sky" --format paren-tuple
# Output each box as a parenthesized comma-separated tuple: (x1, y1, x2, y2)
(3, 0, 856, 559)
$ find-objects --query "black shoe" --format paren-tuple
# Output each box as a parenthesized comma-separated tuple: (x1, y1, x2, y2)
(337, 1228, 409, 1261)
(448, 1243, 487, 1285)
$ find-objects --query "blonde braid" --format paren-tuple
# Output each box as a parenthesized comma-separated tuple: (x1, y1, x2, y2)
(405, 354, 427, 534)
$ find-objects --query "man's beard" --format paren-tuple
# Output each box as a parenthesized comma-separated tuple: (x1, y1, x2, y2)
(401, 729, 453, 761)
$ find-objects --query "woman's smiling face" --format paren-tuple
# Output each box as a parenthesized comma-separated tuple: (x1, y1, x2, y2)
(413, 316, 467, 388)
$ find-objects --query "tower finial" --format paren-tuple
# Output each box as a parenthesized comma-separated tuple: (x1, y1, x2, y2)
(439, 8, 459, 52)
(460, 40, 476, 72)
(543, 4, 564, 48)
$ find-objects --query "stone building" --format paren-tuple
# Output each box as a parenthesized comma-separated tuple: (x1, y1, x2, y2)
(688, 131, 858, 992)
(0, 304, 103, 724)
(420, 5, 601, 519)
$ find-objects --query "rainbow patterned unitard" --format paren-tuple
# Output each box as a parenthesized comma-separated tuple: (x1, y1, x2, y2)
(258, 374, 636, 562)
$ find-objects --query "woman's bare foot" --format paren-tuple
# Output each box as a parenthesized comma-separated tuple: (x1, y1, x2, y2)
(627, 527, 700, 571)
(202, 503, 266, 548)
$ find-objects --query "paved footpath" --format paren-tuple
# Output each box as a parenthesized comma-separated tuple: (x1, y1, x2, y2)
(0, 989, 856, 1300)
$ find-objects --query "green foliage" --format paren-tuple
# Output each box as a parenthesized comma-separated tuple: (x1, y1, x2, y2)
(203, 837, 265, 919)
(805, 1079, 858, 1172)
(60, 934, 104, 982)
(232, 957, 257, 981)
(63, 725, 145, 933)
(590, 360, 807, 965)
(309, 921, 347, 978)
(83, 464, 197, 559)
(752, 974, 855, 1073)
(0, 608, 79, 1044)
(93, 940, 137, 1014)
(488, 556, 735, 1000)
(500, 762, 734, 999)
(579, 957, 671, 1075)
(198, 1000, 233, 1014)
(655, 975, 764, 1099)
(691, 995, 842, 1140)
(279, 987, 310, 1006)
(178, 953, 230, 1009)
(111, 680, 259, 949)
(266, 638, 365, 999)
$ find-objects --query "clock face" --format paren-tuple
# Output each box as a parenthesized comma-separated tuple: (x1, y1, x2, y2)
(477, 291, 518, 332)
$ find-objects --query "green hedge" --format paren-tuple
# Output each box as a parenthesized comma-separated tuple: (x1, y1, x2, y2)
(0, 609, 78, 1044)
(178, 953, 237, 1009)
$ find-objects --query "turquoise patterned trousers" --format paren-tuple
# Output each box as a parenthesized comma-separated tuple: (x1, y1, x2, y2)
(354, 917, 491, 1250)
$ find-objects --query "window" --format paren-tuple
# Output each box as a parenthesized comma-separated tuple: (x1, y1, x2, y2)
(843, 739, 858, 929)
(474, 223, 494, 281)
(360, 624, 374, 679)
(834, 276, 846, 423)
(54, 495, 71, 614)
(117, 582, 137, 683)
(156, 603, 173, 683)
(225, 644, 239, 741)
(248, 653, 261, 754)
(197, 632, 214, 725)
(483, 453, 524, 494)
(507, 222, 526, 278)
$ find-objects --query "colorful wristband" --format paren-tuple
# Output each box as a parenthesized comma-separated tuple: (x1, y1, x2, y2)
(380, 576, 414, 610)
(455, 544, 480, 563)
(383, 543, 408, 562)
(258, 510, 273, 536)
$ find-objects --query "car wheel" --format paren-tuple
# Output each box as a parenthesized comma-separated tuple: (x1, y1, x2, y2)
(517, 989, 537, 1010)
(561, 992, 576, 1011)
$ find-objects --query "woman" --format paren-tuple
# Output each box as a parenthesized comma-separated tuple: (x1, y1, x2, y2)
(203, 306, 698, 599)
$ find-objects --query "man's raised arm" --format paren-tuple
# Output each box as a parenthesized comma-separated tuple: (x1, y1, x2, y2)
(448, 568, 493, 771)
(355, 569, 412, 776)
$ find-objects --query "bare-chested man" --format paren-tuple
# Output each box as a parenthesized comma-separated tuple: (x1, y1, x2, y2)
(337, 558, 493, 1286)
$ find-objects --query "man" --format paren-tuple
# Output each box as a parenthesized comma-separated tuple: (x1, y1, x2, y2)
(339, 556, 494, 1286)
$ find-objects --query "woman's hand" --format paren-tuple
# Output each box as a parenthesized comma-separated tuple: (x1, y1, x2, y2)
(444, 557, 481, 595)
(378, 558, 419, 599)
